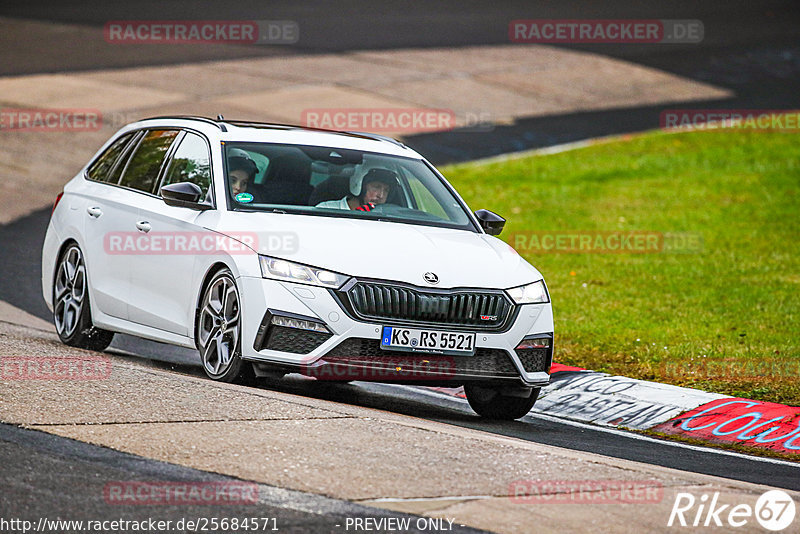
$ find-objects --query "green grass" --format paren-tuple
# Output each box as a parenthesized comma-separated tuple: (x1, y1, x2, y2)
(442, 124, 800, 406)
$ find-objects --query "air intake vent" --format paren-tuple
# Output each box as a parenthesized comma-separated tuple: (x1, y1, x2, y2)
(337, 280, 515, 332)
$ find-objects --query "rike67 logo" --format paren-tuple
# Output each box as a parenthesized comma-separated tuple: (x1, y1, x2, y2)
(668, 490, 796, 531)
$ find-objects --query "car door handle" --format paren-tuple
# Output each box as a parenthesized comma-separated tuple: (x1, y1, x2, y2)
(135, 221, 151, 233)
(86, 206, 103, 218)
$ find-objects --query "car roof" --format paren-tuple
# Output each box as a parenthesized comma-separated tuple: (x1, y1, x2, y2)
(121, 116, 423, 159)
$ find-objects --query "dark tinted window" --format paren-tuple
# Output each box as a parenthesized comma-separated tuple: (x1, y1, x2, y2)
(86, 132, 134, 183)
(119, 129, 179, 193)
(161, 132, 212, 200)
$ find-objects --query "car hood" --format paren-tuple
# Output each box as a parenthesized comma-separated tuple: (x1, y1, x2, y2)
(213, 212, 543, 289)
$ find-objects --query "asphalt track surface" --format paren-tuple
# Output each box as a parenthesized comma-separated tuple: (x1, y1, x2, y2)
(0, 423, 487, 533)
(2, 2, 800, 525)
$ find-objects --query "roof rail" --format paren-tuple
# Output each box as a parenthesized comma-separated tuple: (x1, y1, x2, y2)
(135, 116, 407, 147)
(136, 115, 227, 131)
(222, 120, 295, 130)
(223, 120, 406, 147)
(344, 131, 406, 148)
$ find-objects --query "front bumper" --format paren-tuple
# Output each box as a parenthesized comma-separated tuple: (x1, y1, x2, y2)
(238, 276, 554, 387)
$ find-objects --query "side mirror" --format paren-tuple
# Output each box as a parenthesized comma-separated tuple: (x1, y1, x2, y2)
(474, 209, 505, 236)
(161, 182, 212, 210)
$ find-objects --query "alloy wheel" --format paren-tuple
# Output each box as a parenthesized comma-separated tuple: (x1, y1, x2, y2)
(54, 245, 86, 338)
(198, 273, 241, 377)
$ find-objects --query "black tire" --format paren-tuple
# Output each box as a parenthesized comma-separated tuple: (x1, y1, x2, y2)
(53, 243, 114, 351)
(464, 384, 540, 420)
(196, 269, 254, 385)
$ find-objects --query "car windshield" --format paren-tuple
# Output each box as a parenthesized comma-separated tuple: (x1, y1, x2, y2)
(223, 142, 475, 231)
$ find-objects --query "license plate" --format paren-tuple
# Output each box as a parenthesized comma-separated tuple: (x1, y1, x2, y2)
(380, 326, 476, 355)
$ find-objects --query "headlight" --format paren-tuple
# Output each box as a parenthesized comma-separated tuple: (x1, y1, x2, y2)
(507, 280, 549, 304)
(259, 256, 350, 289)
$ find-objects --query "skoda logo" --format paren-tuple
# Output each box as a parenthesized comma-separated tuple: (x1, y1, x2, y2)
(423, 272, 439, 285)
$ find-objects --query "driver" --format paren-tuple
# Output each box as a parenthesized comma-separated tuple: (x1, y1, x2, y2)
(316, 168, 397, 211)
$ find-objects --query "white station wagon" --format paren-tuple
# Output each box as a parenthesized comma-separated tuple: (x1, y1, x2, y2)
(42, 116, 554, 419)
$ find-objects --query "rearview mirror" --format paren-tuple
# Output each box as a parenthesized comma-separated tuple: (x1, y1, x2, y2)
(474, 209, 505, 236)
(161, 182, 212, 210)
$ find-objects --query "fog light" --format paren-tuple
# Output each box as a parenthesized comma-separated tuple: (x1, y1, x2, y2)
(271, 315, 330, 334)
(516, 337, 550, 350)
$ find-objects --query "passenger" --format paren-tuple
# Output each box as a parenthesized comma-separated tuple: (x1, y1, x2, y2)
(227, 149, 259, 200)
(316, 168, 397, 211)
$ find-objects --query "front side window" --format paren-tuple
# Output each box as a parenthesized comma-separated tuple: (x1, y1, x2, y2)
(224, 142, 474, 231)
(161, 132, 212, 200)
(119, 129, 179, 193)
(86, 132, 135, 183)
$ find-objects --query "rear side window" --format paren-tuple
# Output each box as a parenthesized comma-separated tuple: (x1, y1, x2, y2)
(160, 132, 212, 200)
(86, 132, 135, 183)
(119, 129, 179, 193)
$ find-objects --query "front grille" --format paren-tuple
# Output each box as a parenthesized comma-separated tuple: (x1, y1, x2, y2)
(322, 338, 520, 378)
(261, 325, 331, 354)
(337, 281, 515, 331)
(515, 347, 551, 374)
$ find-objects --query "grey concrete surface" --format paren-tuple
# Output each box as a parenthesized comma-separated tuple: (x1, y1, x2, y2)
(1, 423, 477, 534)
(1, 320, 798, 533)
